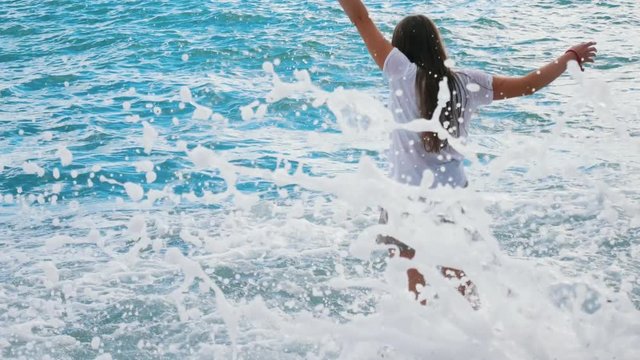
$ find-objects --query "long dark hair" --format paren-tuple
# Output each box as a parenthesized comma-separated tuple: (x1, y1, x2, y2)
(392, 15, 465, 153)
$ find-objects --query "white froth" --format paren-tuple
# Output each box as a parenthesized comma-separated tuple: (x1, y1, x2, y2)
(145, 171, 157, 183)
(57, 145, 73, 166)
(42, 131, 53, 141)
(179, 86, 193, 103)
(41, 261, 59, 288)
(134, 160, 154, 172)
(187, 145, 216, 169)
(141, 121, 158, 154)
(45, 235, 76, 251)
(22, 162, 45, 177)
(125, 115, 141, 123)
(192, 105, 213, 120)
(51, 183, 62, 194)
(124, 182, 144, 201)
(262, 61, 274, 74)
(128, 214, 146, 237)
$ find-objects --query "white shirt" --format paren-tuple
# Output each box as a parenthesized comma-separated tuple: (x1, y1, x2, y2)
(383, 48, 494, 188)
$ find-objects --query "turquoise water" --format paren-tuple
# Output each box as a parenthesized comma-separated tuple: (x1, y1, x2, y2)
(2, 0, 640, 358)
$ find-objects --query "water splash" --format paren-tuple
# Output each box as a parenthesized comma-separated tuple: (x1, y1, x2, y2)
(1, 0, 639, 359)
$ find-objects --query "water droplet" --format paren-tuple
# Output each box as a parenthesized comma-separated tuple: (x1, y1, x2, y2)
(466, 83, 480, 92)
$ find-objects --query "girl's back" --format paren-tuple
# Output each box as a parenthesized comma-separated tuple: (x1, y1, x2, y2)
(383, 48, 493, 188)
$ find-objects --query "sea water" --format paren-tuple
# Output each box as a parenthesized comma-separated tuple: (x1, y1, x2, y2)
(1, 0, 639, 359)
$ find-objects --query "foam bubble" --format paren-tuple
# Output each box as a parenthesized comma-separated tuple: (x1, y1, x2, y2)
(124, 182, 144, 201)
(57, 145, 73, 166)
(127, 214, 146, 236)
(145, 171, 157, 183)
(192, 105, 213, 120)
(52, 183, 62, 194)
(176, 140, 188, 152)
(179, 86, 193, 103)
(125, 115, 141, 123)
(240, 105, 254, 121)
(22, 162, 45, 177)
(141, 121, 158, 154)
(135, 160, 154, 173)
(91, 336, 101, 350)
(187, 145, 216, 169)
(45, 235, 75, 251)
(466, 83, 480, 92)
(255, 104, 268, 119)
(262, 61, 274, 74)
(41, 261, 59, 288)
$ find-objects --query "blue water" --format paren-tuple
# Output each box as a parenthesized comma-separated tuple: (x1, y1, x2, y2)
(2, 0, 640, 359)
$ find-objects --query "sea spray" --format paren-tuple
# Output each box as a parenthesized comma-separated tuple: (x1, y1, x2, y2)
(1, 1, 639, 358)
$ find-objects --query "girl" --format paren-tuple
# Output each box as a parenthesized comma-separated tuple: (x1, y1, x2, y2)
(338, 0, 597, 302)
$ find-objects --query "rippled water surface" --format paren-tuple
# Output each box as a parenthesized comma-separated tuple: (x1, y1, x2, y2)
(1, 0, 640, 359)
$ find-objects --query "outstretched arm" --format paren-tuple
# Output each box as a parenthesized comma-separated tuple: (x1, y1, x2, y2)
(493, 42, 597, 100)
(339, 0, 392, 69)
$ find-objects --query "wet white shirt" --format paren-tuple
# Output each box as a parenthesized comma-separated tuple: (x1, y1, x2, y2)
(383, 48, 493, 188)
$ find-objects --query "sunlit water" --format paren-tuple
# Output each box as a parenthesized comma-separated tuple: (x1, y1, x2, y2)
(1, 0, 640, 359)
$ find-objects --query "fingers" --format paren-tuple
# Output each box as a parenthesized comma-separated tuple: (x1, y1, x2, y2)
(578, 42, 597, 50)
(567, 41, 598, 68)
(583, 52, 597, 64)
(580, 42, 597, 63)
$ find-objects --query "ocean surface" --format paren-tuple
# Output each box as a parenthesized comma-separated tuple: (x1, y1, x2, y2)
(1, 0, 640, 359)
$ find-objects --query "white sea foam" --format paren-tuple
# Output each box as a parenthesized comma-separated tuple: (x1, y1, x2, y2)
(180, 86, 213, 120)
(3, 3, 639, 359)
(141, 121, 158, 155)
(22, 161, 45, 177)
(56, 145, 73, 166)
(124, 182, 144, 201)
(40, 261, 59, 288)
